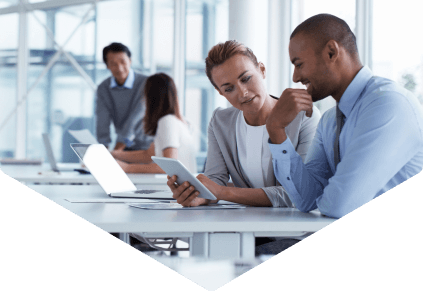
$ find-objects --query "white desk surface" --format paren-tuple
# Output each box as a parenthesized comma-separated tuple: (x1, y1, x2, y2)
(28, 184, 334, 235)
(1, 163, 168, 185)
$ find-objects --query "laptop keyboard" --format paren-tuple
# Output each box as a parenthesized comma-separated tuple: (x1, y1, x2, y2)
(134, 189, 166, 194)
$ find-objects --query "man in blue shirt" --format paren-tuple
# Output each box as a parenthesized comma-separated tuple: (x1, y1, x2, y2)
(96, 42, 153, 151)
(266, 14, 423, 219)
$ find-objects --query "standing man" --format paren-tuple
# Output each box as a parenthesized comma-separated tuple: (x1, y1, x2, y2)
(266, 14, 423, 219)
(96, 42, 153, 151)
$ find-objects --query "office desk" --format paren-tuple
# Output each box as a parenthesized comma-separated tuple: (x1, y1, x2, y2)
(28, 184, 335, 259)
(1, 163, 168, 187)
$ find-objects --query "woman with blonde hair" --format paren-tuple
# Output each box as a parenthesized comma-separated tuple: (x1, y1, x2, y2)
(112, 73, 197, 174)
(168, 40, 321, 208)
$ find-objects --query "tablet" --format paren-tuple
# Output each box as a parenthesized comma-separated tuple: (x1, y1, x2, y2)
(151, 156, 217, 201)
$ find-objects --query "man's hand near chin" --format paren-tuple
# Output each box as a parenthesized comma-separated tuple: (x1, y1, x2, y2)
(266, 88, 313, 144)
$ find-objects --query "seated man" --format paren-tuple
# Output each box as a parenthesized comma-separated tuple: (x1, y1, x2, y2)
(96, 42, 153, 151)
(266, 14, 423, 219)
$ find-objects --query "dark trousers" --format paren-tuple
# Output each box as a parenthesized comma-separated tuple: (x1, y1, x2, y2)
(255, 237, 300, 256)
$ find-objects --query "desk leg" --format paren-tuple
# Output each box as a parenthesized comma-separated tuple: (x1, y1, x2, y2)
(190, 232, 255, 259)
(240, 232, 255, 258)
(119, 233, 130, 244)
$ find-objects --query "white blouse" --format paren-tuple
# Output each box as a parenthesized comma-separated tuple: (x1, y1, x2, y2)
(154, 114, 197, 173)
(235, 111, 275, 188)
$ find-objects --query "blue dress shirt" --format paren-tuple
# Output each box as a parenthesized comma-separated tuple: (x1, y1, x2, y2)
(110, 69, 135, 89)
(269, 66, 423, 218)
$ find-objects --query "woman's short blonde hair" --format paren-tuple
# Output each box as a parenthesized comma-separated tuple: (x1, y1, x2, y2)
(205, 40, 259, 89)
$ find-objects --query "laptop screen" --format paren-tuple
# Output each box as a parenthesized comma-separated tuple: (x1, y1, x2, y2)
(42, 133, 59, 172)
(71, 144, 137, 194)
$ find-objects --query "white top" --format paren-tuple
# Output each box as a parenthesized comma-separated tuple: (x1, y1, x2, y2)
(235, 111, 274, 188)
(154, 114, 197, 173)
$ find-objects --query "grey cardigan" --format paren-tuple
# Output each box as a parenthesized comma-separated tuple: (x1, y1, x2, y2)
(95, 71, 153, 150)
(204, 104, 321, 207)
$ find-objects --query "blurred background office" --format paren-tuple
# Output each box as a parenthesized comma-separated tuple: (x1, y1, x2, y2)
(0, 0, 422, 171)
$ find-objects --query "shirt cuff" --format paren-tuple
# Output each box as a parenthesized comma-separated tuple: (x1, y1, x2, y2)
(268, 137, 297, 160)
(116, 134, 126, 143)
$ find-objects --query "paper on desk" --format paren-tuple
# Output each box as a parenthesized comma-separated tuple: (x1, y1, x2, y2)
(65, 198, 161, 203)
(128, 203, 246, 210)
(68, 129, 99, 144)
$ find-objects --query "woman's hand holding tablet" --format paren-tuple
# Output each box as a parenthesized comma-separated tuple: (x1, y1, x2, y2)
(167, 175, 213, 207)
(151, 156, 218, 207)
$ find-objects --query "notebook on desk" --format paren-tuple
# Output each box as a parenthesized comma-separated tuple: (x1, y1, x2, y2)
(70, 143, 173, 200)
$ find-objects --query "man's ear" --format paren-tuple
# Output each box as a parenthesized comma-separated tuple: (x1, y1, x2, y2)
(325, 40, 340, 63)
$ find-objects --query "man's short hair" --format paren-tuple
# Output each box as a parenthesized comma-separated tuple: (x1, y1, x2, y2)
(102, 42, 131, 65)
(291, 14, 359, 58)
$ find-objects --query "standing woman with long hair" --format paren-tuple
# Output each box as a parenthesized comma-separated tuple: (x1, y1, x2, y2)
(112, 73, 197, 173)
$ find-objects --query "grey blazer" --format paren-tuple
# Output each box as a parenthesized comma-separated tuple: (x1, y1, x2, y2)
(204, 104, 321, 207)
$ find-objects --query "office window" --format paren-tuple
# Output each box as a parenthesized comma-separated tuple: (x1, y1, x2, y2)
(148, 0, 174, 75)
(26, 4, 96, 161)
(96, 0, 174, 76)
(20, 0, 176, 162)
(0, 13, 18, 158)
(95, 0, 174, 152)
(184, 0, 228, 170)
(184, 0, 229, 162)
(372, 0, 423, 105)
(291, 0, 356, 114)
(0, 0, 17, 8)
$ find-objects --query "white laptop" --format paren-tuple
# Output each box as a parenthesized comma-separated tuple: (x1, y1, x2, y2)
(71, 143, 173, 199)
(42, 133, 85, 172)
(68, 129, 99, 144)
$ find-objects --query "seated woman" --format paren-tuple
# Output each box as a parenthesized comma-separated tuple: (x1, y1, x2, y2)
(112, 73, 197, 174)
(168, 40, 321, 208)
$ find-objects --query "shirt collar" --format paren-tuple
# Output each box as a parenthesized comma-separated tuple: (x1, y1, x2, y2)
(110, 69, 135, 89)
(338, 66, 373, 118)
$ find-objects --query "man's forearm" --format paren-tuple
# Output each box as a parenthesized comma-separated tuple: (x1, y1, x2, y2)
(267, 124, 288, 144)
(113, 142, 126, 151)
(124, 163, 165, 174)
(218, 186, 272, 207)
(113, 150, 152, 164)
